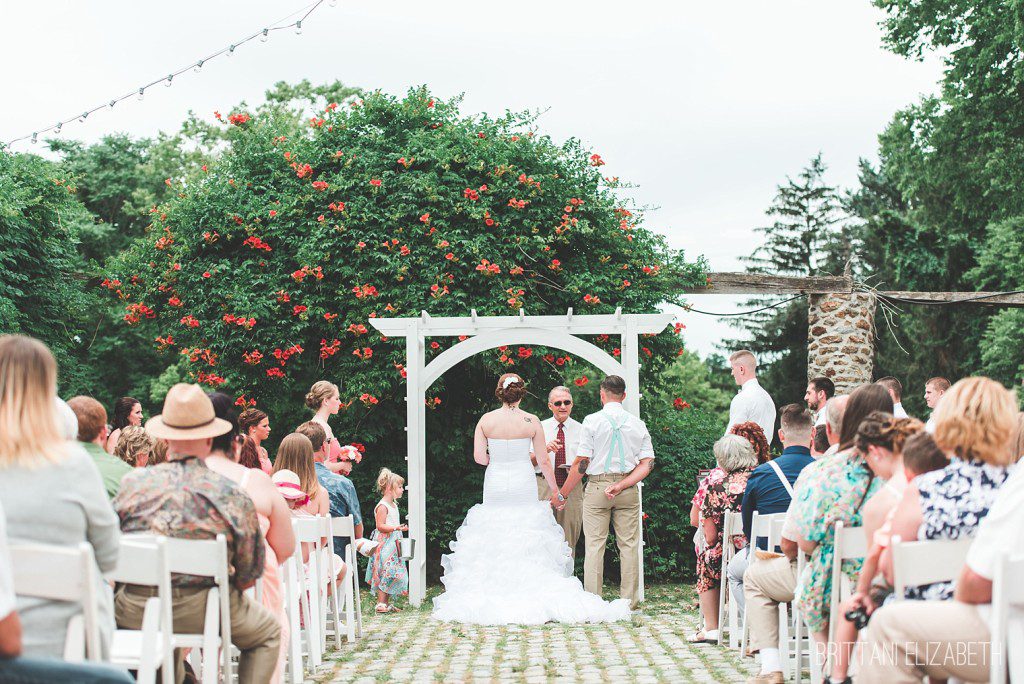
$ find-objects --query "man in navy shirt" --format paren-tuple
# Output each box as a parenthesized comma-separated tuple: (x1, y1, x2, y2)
(727, 404, 814, 611)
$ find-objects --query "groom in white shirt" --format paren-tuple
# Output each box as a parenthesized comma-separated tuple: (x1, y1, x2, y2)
(534, 386, 584, 556)
(726, 349, 776, 439)
(556, 375, 654, 609)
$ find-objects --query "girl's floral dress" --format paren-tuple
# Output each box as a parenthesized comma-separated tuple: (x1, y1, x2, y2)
(696, 468, 751, 593)
(792, 449, 881, 633)
(365, 499, 409, 596)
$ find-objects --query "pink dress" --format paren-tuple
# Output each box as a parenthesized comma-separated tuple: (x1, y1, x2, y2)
(257, 447, 274, 476)
(239, 470, 287, 681)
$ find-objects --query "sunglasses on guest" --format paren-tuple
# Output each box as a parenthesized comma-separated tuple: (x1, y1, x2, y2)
(552, 400, 572, 407)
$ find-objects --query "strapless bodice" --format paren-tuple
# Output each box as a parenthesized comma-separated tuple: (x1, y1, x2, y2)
(486, 437, 532, 465)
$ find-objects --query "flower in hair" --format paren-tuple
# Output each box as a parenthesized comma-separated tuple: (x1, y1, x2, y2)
(502, 376, 520, 389)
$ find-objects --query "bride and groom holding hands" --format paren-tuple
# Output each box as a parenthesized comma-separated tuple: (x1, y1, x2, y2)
(432, 373, 655, 625)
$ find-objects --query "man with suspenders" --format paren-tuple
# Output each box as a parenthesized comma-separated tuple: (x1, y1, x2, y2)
(555, 375, 655, 609)
(728, 404, 814, 612)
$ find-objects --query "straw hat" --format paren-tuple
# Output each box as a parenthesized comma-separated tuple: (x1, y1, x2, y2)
(145, 383, 232, 441)
(271, 469, 308, 500)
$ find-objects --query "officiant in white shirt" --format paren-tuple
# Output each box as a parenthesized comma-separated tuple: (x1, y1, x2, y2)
(532, 386, 584, 556)
(556, 375, 654, 609)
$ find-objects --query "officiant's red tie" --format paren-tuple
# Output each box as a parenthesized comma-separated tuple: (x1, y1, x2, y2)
(555, 423, 568, 488)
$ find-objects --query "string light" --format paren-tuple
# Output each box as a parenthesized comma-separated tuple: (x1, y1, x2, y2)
(2, 0, 327, 148)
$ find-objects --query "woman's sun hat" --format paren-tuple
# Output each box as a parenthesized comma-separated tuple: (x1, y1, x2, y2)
(145, 383, 232, 441)
(272, 469, 309, 502)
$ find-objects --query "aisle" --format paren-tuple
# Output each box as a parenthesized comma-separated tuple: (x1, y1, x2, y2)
(319, 585, 758, 683)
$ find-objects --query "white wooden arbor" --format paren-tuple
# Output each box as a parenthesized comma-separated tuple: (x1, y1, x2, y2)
(369, 308, 675, 606)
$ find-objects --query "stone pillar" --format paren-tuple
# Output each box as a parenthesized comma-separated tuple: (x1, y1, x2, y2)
(807, 292, 875, 394)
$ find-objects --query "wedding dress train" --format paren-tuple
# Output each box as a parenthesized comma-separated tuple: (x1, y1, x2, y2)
(432, 437, 631, 624)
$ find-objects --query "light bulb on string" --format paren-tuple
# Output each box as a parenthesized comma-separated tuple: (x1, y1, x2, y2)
(227, 44, 236, 57)
(194, 60, 204, 73)
(30, 133, 38, 144)
(55, 122, 62, 134)
(109, 99, 116, 108)
(260, 28, 269, 43)
(79, 112, 89, 122)
(138, 88, 145, 101)
(329, 0, 337, 6)
(164, 75, 174, 88)
(295, 20, 302, 35)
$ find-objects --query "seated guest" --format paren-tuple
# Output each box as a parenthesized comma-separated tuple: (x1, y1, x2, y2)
(67, 395, 132, 499)
(1010, 411, 1024, 463)
(881, 377, 1017, 601)
(923, 376, 950, 432)
(114, 425, 155, 467)
(113, 384, 280, 683)
(858, 417, 924, 545)
(272, 432, 330, 517)
(296, 420, 364, 555)
(811, 424, 830, 457)
(0, 498, 133, 684)
(819, 395, 848, 457)
(860, 434, 1024, 682)
(876, 376, 908, 418)
(104, 396, 142, 455)
(0, 336, 121, 658)
(727, 405, 814, 613)
(55, 397, 78, 440)
(690, 434, 757, 643)
(743, 383, 891, 684)
(730, 421, 772, 465)
(829, 430, 946, 684)
(147, 437, 168, 466)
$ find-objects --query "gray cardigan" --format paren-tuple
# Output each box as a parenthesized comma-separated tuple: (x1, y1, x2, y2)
(0, 443, 121, 657)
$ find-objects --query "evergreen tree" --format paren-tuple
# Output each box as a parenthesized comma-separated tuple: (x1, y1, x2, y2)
(726, 154, 849, 405)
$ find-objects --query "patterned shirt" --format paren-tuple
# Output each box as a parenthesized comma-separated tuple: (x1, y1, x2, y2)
(113, 456, 265, 588)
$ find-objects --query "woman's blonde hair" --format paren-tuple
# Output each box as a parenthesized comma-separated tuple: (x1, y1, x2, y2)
(376, 467, 405, 495)
(273, 433, 320, 498)
(305, 380, 339, 411)
(0, 335, 69, 469)
(115, 425, 155, 466)
(1009, 412, 1024, 464)
(933, 377, 1019, 466)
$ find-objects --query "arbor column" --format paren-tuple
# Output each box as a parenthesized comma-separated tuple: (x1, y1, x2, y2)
(807, 292, 876, 393)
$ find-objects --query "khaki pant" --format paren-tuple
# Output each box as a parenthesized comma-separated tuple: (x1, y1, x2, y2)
(743, 555, 798, 652)
(116, 584, 280, 684)
(536, 475, 584, 556)
(583, 474, 640, 608)
(857, 600, 991, 683)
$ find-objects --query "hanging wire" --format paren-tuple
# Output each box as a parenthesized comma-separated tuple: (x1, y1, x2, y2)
(682, 294, 806, 317)
(2, 0, 328, 149)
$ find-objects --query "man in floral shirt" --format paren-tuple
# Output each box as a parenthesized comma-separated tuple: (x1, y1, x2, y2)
(113, 384, 279, 684)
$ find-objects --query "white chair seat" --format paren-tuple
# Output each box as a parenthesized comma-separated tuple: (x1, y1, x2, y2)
(110, 630, 167, 662)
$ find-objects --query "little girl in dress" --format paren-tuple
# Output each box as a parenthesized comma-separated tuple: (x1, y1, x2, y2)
(366, 468, 410, 613)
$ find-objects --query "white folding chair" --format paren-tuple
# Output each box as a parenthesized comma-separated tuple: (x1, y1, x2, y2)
(991, 552, 1024, 684)
(9, 541, 102, 662)
(326, 515, 360, 646)
(793, 548, 824, 684)
(890, 535, 972, 601)
(826, 521, 867, 673)
(740, 511, 788, 657)
(291, 516, 325, 671)
(717, 510, 742, 648)
(108, 536, 175, 684)
(281, 554, 306, 684)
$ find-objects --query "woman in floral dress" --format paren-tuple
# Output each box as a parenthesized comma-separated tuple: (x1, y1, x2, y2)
(691, 434, 757, 643)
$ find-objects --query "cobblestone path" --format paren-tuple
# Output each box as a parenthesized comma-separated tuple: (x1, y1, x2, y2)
(318, 585, 756, 683)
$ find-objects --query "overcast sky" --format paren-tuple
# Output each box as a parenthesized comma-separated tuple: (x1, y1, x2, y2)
(0, 0, 942, 357)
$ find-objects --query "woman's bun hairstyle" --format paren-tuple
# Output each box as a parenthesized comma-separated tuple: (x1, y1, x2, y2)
(495, 373, 527, 404)
(305, 380, 339, 411)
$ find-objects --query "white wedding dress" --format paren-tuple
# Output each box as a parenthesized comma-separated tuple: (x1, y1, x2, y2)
(432, 437, 631, 624)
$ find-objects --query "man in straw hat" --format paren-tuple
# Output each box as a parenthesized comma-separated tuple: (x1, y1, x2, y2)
(112, 384, 280, 683)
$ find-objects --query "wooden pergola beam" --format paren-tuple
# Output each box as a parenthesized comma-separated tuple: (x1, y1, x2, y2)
(878, 291, 1024, 307)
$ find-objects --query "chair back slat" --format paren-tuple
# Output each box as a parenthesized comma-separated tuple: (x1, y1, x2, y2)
(9, 541, 96, 602)
(891, 535, 973, 599)
(110, 537, 171, 586)
(331, 515, 356, 538)
(991, 552, 1024, 684)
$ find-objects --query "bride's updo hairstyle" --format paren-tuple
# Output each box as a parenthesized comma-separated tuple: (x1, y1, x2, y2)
(495, 373, 526, 405)
(305, 380, 339, 411)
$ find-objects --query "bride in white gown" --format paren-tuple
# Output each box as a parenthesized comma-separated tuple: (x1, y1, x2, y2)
(432, 373, 631, 624)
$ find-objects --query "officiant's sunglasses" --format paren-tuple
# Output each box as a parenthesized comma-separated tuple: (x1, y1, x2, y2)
(551, 400, 573, 407)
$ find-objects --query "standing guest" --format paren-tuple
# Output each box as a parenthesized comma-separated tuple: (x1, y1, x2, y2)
(306, 380, 345, 462)
(727, 405, 814, 612)
(923, 376, 950, 432)
(366, 468, 410, 613)
(534, 386, 584, 555)
(726, 350, 776, 440)
(0, 336, 121, 658)
(104, 396, 142, 454)
(67, 396, 132, 499)
(296, 420, 364, 556)
(114, 384, 281, 683)
(114, 425, 155, 467)
(880, 377, 1017, 601)
(859, 441, 1024, 683)
(205, 393, 295, 683)
(689, 435, 756, 642)
(557, 375, 655, 609)
(804, 376, 835, 428)
(876, 376, 908, 418)
(0, 498, 133, 683)
(238, 408, 273, 475)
